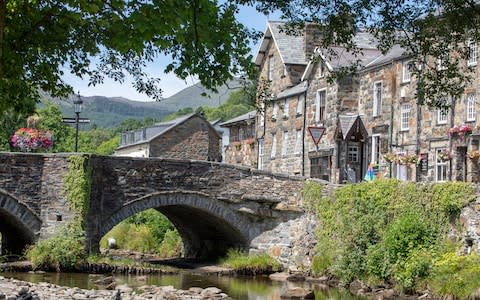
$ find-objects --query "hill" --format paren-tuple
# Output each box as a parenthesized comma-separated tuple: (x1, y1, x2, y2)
(39, 79, 242, 128)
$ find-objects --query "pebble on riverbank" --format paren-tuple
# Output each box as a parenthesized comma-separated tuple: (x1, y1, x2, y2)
(0, 276, 232, 300)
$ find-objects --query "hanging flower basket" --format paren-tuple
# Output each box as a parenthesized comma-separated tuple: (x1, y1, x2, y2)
(467, 150, 480, 161)
(448, 124, 473, 139)
(10, 128, 53, 152)
(383, 152, 418, 165)
(437, 149, 452, 162)
(383, 152, 396, 163)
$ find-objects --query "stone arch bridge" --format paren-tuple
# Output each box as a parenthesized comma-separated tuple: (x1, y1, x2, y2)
(0, 153, 331, 263)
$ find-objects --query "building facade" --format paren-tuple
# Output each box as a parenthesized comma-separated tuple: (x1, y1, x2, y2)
(254, 21, 480, 183)
(115, 114, 221, 161)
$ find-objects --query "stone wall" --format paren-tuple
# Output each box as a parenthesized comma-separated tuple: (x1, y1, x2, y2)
(149, 116, 221, 162)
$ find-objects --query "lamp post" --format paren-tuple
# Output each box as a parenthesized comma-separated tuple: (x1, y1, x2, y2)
(73, 92, 83, 152)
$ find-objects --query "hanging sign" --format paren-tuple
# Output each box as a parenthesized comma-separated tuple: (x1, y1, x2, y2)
(307, 126, 326, 145)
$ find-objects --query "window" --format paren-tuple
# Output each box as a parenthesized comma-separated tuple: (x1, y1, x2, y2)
(371, 134, 381, 164)
(283, 65, 288, 77)
(270, 133, 276, 159)
(272, 102, 278, 120)
(281, 131, 289, 157)
(468, 40, 478, 66)
(402, 61, 411, 83)
(437, 108, 448, 125)
(395, 164, 408, 181)
(348, 146, 359, 163)
(437, 54, 448, 70)
(268, 55, 274, 80)
(294, 129, 302, 154)
(258, 139, 264, 170)
(315, 89, 326, 122)
(373, 81, 382, 116)
(310, 156, 330, 181)
(400, 103, 411, 131)
(283, 98, 289, 117)
(319, 62, 325, 78)
(466, 93, 476, 122)
(296, 94, 304, 115)
(436, 149, 448, 182)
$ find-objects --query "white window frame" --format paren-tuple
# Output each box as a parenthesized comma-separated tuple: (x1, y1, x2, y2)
(437, 108, 448, 125)
(258, 139, 264, 170)
(402, 60, 411, 83)
(373, 81, 383, 117)
(268, 55, 274, 81)
(270, 133, 277, 159)
(468, 40, 478, 67)
(296, 94, 304, 115)
(283, 98, 289, 117)
(400, 103, 411, 131)
(294, 129, 302, 155)
(272, 102, 278, 120)
(466, 93, 477, 122)
(281, 131, 289, 157)
(436, 149, 448, 182)
(315, 89, 326, 122)
(371, 134, 381, 165)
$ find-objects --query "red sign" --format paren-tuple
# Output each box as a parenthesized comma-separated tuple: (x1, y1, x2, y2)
(307, 126, 326, 145)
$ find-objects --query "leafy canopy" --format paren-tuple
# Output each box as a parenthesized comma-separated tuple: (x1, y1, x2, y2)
(1, 0, 258, 115)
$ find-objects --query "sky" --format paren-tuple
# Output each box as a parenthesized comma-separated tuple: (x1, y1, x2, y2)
(63, 5, 280, 102)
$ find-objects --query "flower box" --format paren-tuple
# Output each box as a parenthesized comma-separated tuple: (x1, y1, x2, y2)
(448, 124, 473, 139)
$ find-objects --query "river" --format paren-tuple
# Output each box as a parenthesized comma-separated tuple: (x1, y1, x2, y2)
(0, 271, 366, 300)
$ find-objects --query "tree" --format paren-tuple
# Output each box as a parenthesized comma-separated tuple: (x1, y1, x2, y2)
(37, 101, 74, 152)
(1, 0, 258, 115)
(241, 0, 480, 108)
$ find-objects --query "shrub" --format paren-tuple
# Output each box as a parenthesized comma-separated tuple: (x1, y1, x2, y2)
(157, 229, 182, 258)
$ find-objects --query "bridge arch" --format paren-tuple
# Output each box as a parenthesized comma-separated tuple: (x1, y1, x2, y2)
(0, 189, 42, 254)
(95, 191, 252, 259)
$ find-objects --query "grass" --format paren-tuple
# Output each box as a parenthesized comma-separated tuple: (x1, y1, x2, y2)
(220, 249, 282, 274)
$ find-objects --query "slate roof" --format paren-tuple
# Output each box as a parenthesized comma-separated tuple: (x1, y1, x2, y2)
(364, 44, 408, 69)
(276, 81, 308, 99)
(220, 110, 256, 127)
(255, 21, 307, 66)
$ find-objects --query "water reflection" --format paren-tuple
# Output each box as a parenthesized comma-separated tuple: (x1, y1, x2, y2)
(0, 271, 366, 300)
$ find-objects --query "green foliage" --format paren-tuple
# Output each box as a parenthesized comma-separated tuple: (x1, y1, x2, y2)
(157, 229, 183, 258)
(37, 101, 74, 152)
(429, 252, 480, 299)
(301, 180, 324, 211)
(64, 155, 92, 219)
(220, 249, 282, 273)
(305, 179, 474, 291)
(25, 223, 86, 271)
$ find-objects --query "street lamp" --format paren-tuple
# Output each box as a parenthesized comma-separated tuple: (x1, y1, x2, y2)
(73, 92, 83, 152)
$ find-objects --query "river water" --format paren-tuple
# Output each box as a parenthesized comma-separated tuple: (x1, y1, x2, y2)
(1, 271, 366, 300)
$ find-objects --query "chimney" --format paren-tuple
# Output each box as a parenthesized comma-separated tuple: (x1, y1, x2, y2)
(304, 23, 323, 60)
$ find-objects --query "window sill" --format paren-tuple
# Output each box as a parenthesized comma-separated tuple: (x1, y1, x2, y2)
(468, 63, 477, 68)
(270, 157, 276, 160)
(436, 123, 448, 126)
(400, 80, 410, 85)
(282, 116, 289, 120)
(296, 113, 302, 117)
(465, 119, 476, 123)
(400, 128, 409, 132)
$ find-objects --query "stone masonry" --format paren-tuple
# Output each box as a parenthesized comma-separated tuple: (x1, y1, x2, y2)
(0, 152, 333, 267)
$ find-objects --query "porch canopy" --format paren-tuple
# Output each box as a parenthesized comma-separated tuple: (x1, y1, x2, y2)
(336, 114, 368, 141)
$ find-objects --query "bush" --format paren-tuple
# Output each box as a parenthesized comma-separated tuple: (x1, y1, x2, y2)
(305, 179, 474, 290)
(25, 223, 85, 271)
(429, 252, 480, 299)
(157, 229, 182, 258)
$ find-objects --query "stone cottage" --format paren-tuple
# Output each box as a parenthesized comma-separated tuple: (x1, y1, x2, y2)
(115, 113, 221, 161)
(220, 111, 257, 167)
(254, 21, 480, 183)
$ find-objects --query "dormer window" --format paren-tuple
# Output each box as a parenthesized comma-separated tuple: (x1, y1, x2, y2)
(402, 60, 411, 83)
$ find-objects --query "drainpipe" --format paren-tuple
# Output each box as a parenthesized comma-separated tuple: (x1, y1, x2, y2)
(302, 89, 308, 176)
(449, 97, 456, 181)
(415, 72, 424, 182)
(388, 61, 395, 178)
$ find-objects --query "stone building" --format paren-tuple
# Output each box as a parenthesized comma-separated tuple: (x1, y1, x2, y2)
(220, 111, 257, 167)
(115, 114, 221, 161)
(254, 21, 480, 183)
